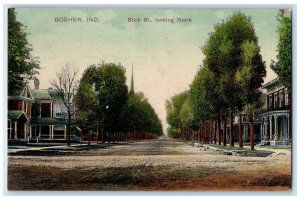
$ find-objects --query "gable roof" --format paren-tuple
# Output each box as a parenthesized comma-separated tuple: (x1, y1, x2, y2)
(8, 110, 28, 121)
(32, 89, 52, 99)
(10, 84, 33, 100)
(31, 89, 61, 100)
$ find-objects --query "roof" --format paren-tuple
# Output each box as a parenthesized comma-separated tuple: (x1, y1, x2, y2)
(10, 84, 33, 101)
(30, 117, 66, 125)
(31, 89, 61, 100)
(262, 77, 280, 89)
(8, 110, 28, 120)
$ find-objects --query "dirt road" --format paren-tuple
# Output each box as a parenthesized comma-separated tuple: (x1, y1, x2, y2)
(7, 138, 291, 191)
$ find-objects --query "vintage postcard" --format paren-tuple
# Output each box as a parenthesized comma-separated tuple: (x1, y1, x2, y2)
(6, 6, 293, 192)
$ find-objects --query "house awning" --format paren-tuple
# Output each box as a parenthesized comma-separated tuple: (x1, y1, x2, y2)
(8, 110, 28, 121)
(30, 117, 67, 126)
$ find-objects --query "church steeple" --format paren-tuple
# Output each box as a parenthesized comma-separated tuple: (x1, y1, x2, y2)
(130, 63, 134, 94)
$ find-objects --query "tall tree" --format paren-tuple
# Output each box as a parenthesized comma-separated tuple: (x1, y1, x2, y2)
(94, 63, 128, 142)
(8, 8, 40, 94)
(50, 65, 79, 146)
(120, 92, 163, 138)
(236, 40, 266, 150)
(166, 91, 190, 138)
(202, 12, 262, 147)
(74, 66, 98, 141)
(271, 9, 292, 92)
(76, 63, 162, 142)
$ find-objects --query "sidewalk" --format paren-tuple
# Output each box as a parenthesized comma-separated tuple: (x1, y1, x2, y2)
(8, 142, 122, 156)
(195, 143, 290, 157)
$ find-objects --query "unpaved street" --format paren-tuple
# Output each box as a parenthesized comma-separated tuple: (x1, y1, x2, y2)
(7, 139, 291, 191)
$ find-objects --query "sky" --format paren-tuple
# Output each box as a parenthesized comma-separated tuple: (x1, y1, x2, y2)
(15, 8, 280, 134)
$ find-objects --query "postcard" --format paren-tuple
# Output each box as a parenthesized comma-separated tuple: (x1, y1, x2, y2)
(6, 7, 292, 192)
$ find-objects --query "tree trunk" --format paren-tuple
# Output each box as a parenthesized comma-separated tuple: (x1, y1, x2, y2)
(229, 109, 234, 147)
(217, 117, 221, 145)
(249, 116, 254, 150)
(96, 125, 99, 144)
(214, 120, 217, 144)
(238, 112, 243, 148)
(222, 113, 227, 146)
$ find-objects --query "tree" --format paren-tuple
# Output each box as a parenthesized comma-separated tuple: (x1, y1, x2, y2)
(76, 63, 162, 142)
(50, 65, 79, 146)
(94, 63, 128, 142)
(120, 92, 163, 139)
(271, 9, 292, 92)
(190, 64, 228, 145)
(236, 40, 266, 150)
(74, 66, 98, 142)
(8, 8, 40, 94)
(166, 91, 190, 138)
(202, 12, 263, 147)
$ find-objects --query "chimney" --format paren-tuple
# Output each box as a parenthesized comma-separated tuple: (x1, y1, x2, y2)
(34, 77, 40, 90)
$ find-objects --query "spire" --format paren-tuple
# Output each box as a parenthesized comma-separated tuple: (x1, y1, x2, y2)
(130, 63, 134, 94)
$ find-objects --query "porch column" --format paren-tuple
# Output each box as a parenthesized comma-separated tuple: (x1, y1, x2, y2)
(49, 125, 52, 139)
(9, 121, 12, 139)
(64, 125, 67, 139)
(14, 121, 17, 139)
(51, 102, 53, 118)
(264, 118, 268, 140)
(24, 124, 27, 139)
(274, 115, 278, 140)
(52, 125, 54, 139)
(30, 126, 32, 138)
(269, 116, 273, 139)
(287, 114, 290, 139)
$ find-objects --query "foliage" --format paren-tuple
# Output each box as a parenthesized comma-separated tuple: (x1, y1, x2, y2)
(75, 62, 162, 137)
(168, 12, 266, 147)
(271, 10, 292, 92)
(166, 91, 197, 138)
(8, 8, 40, 95)
(202, 12, 260, 112)
(119, 92, 162, 135)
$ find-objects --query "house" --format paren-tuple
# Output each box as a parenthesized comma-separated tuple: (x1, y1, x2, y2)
(231, 113, 262, 144)
(7, 85, 33, 140)
(259, 77, 291, 146)
(8, 78, 69, 142)
(29, 78, 69, 141)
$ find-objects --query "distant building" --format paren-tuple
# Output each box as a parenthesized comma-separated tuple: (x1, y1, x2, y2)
(259, 77, 291, 146)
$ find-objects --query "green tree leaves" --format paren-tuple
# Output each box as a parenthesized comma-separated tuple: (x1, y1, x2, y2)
(8, 8, 40, 94)
(271, 10, 292, 92)
(75, 62, 162, 137)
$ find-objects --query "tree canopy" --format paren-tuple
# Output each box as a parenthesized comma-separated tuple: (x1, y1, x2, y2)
(271, 10, 292, 92)
(166, 12, 266, 149)
(75, 62, 163, 138)
(8, 8, 40, 94)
